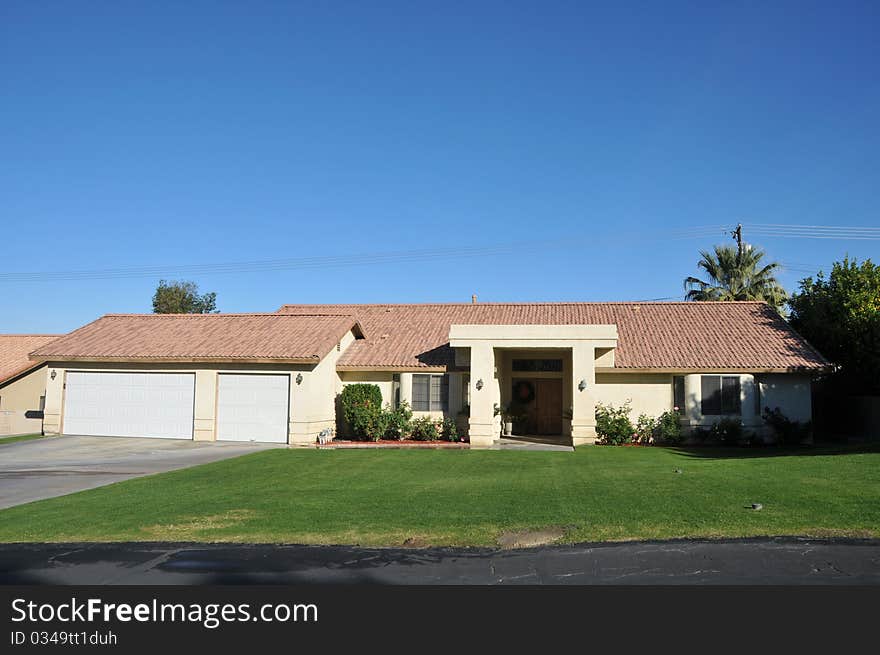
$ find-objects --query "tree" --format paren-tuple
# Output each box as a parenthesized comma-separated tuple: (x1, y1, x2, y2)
(152, 280, 217, 314)
(684, 245, 787, 310)
(788, 257, 880, 394)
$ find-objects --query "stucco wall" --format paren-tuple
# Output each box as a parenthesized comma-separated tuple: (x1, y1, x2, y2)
(758, 374, 812, 423)
(594, 372, 673, 419)
(337, 371, 395, 407)
(0, 366, 47, 436)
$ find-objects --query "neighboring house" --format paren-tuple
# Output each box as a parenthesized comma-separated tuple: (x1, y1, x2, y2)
(29, 302, 828, 448)
(0, 335, 61, 436)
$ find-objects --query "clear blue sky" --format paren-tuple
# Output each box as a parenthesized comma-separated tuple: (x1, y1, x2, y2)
(2, 1, 878, 333)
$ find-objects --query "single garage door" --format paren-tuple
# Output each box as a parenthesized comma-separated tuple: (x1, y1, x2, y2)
(64, 372, 195, 439)
(217, 374, 289, 443)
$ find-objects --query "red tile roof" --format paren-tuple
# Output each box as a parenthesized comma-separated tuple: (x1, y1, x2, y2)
(0, 335, 61, 385)
(277, 302, 828, 372)
(29, 314, 362, 363)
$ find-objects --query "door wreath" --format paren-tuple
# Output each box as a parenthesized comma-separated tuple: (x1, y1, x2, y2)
(512, 380, 535, 404)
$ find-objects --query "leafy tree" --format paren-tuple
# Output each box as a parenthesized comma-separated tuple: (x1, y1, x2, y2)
(684, 245, 787, 310)
(788, 257, 880, 394)
(152, 280, 218, 314)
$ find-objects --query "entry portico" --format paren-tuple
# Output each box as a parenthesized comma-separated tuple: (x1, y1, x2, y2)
(449, 324, 619, 447)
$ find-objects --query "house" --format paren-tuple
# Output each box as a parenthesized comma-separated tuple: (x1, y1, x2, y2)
(28, 302, 828, 447)
(0, 335, 61, 436)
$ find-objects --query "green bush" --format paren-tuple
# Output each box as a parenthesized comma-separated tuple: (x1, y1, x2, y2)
(441, 417, 459, 442)
(709, 417, 744, 445)
(595, 402, 635, 445)
(340, 384, 383, 440)
(655, 410, 683, 445)
(410, 416, 440, 441)
(762, 407, 811, 445)
(384, 401, 413, 440)
(634, 414, 657, 444)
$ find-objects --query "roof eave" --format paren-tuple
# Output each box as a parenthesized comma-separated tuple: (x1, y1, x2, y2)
(29, 355, 322, 365)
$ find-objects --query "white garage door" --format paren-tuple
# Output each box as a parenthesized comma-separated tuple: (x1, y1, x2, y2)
(217, 374, 289, 443)
(64, 372, 195, 439)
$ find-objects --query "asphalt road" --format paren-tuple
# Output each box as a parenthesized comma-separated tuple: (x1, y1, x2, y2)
(2, 538, 878, 585)
(0, 435, 279, 509)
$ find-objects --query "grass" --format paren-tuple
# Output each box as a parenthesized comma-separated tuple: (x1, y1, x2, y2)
(0, 433, 44, 445)
(0, 444, 878, 546)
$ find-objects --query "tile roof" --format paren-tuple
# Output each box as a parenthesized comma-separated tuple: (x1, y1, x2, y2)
(29, 314, 362, 363)
(0, 335, 61, 385)
(277, 302, 829, 371)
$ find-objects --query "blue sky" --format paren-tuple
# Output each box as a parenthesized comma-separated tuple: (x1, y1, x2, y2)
(2, 1, 878, 333)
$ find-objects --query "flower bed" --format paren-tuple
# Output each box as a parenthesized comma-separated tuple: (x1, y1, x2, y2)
(317, 439, 469, 449)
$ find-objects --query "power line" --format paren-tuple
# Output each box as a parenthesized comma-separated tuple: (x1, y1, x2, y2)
(0, 226, 728, 284)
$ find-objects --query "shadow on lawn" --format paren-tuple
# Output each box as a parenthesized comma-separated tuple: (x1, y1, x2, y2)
(668, 442, 880, 460)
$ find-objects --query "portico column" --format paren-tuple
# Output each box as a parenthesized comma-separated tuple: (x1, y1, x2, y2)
(571, 343, 597, 445)
(467, 344, 496, 448)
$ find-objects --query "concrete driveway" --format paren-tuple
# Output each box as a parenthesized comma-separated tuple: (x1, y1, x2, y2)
(0, 435, 281, 509)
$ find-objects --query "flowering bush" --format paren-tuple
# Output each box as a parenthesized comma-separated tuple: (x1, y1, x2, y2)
(440, 417, 459, 442)
(634, 414, 658, 444)
(595, 402, 635, 445)
(410, 416, 440, 441)
(385, 401, 413, 440)
(654, 409, 683, 444)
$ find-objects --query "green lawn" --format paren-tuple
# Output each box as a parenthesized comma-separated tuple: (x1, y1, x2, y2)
(1, 445, 878, 546)
(0, 433, 44, 445)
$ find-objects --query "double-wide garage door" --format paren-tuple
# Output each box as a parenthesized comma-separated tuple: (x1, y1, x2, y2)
(63, 372, 289, 442)
(64, 372, 196, 439)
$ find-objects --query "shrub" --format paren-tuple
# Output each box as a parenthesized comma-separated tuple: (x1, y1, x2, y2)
(762, 406, 811, 446)
(595, 402, 635, 445)
(385, 401, 413, 440)
(340, 384, 383, 440)
(655, 410, 683, 445)
(634, 414, 657, 444)
(709, 417, 744, 445)
(410, 416, 440, 441)
(441, 417, 459, 442)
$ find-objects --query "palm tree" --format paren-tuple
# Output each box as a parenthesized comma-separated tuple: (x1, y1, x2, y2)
(684, 245, 787, 309)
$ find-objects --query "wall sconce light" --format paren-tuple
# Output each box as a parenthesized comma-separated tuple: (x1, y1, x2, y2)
(50, 370, 57, 381)
(578, 379, 587, 392)
(295, 373, 303, 385)
(475, 379, 484, 391)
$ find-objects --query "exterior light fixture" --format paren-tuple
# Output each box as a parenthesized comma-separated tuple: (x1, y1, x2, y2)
(295, 373, 303, 385)
(475, 379, 484, 391)
(578, 379, 587, 392)
(50, 370, 57, 381)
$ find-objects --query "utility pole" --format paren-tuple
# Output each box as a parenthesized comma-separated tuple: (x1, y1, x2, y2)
(731, 223, 744, 259)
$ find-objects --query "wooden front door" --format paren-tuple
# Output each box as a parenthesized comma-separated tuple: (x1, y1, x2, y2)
(535, 379, 563, 435)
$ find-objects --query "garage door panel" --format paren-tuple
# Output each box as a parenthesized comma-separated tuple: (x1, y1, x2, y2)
(217, 374, 289, 443)
(63, 372, 194, 439)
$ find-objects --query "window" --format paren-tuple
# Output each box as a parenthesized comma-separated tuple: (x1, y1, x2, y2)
(412, 374, 448, 412)
(673, 376, 685, 411)
(701, 376, 741, 415)
(512, 359, 563, 372)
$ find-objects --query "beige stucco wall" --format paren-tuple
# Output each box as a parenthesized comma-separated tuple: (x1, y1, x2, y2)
(0, 366, 47, 436)
(594, 372, 674, 419)
(41, 329, 359, 446)
(338, 371, 395, 407)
